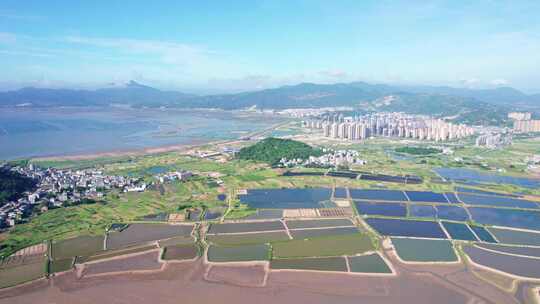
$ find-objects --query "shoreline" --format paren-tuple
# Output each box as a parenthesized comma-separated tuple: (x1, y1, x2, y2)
(29, 120, 293, 162)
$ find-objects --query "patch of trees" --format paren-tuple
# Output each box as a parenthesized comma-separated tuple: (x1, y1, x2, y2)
(395, 146, 442, 155)
(237, 137, 323, 165)
(0, 167, 37, 206)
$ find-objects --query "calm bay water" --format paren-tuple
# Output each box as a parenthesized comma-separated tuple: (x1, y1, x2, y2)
(0, 107, 283, 160)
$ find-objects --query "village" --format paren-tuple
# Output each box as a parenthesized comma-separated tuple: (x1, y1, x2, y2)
(0, 164, 147, 230)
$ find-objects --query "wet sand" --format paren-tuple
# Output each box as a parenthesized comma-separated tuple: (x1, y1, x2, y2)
(0, 255, 524, 304)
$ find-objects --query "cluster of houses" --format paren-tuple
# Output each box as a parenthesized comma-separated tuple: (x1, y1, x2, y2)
(155, 170, 193, 183)
(0, 164, 146, 229)
(278, 149, 367, 168)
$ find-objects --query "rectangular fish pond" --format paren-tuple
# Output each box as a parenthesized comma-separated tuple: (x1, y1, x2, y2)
(347, 253, 392, 273)
(271, 256, 348, 272)
(239, 188, 332, 209)
(355, 201, 407, 217)
(350, 189, 407, 201)
(207, 244, 270, 262)
(441, 222, 478, 241)
(391, 238, 457, 262)
(469, 208, 540, 231)
(365, 218, 447, 239)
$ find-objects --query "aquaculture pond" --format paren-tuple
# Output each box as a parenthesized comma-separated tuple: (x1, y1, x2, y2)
(272, 233, 373, 258)
(289, 227, 360, 239)
(51, 235, 105, 260)
(270, 256, 348, 272)
(469, 226, 497, 243)
(464, 246, 540, 279)
(469, 207, 540, 231)
(457, 193, 539, 209)
(409, 205, 437, 218)
(391, 238, 457, 262)
(334, 187, 348, 199)
(435, 205, 470, 221)
(355, 201, 407, 217)
(347, 254, 392, 273)
(441, 222, 478, 241)
(285, 219, 354, 229)
(208, 221, 285, 234)
(207, 244, 270, 262)
(365, 218, 447, 239)
(244, 209, 284, 220)
(488, 228, 540, 246)
(405, 191, 449, 203)
(239, 188, 332, 209)
(207, 231, 290, 245)
(350, 189, 408, 201)
(106, 224, 194, 250)
(477, 244, 540, 258)
(434, 168, 540, 189)
(455, 187, 519, 197)
(444, 192, 461, 204)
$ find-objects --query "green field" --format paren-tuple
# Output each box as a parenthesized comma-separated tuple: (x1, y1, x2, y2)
(391, 238, 458, 262)
(272, 233, 375, 258)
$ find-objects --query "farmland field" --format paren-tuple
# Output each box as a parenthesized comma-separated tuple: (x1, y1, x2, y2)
(207, 244, 270, 262)
(391, 238, 457, 262)
(51, 235, 105, 260)
(207, 231, 290, 245)
(347, 253, 392, 273)
(272, 233, 374, 258)
(270, 256, 348, 272)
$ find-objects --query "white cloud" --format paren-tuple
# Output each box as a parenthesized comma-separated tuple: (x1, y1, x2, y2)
(491, 78, 509, 86)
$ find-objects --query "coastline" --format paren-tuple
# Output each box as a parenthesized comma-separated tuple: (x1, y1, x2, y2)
(29, 120, 292, 162)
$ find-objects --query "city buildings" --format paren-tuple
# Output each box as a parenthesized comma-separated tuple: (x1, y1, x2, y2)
(303, 112, 474, 142)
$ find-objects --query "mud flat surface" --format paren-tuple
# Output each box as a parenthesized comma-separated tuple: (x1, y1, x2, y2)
(0, 256, 528, 304)
(206, 264, 266, 287)
(82, 251, 162, 277)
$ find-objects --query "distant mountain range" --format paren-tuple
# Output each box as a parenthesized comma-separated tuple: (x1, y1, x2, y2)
(1, 80, 538, 125)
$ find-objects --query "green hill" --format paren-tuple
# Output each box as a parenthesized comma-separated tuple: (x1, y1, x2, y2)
(237, 138, 323, 165)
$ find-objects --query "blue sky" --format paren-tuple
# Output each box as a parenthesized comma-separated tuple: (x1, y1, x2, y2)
(1, 0, 539, 93)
